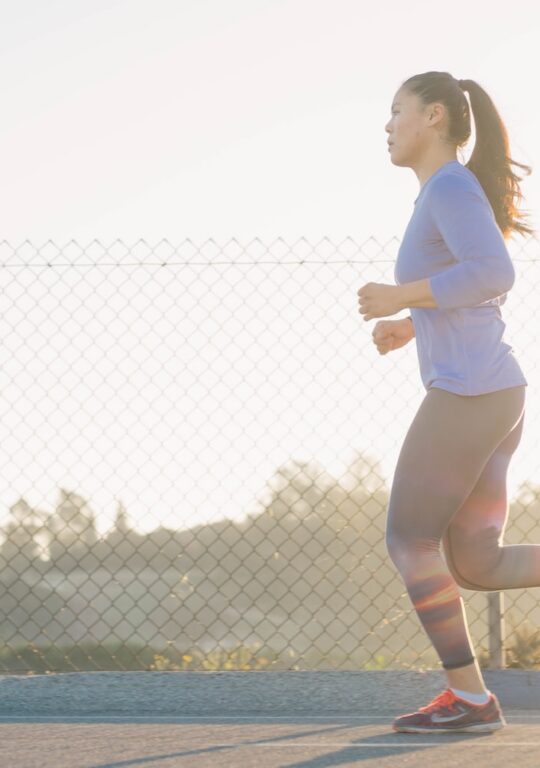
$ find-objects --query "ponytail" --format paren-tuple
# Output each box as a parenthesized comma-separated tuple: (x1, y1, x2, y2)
(402, 71, 534, 240)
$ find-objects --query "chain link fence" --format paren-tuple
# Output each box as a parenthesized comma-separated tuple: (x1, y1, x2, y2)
(1, 237, 540, 674)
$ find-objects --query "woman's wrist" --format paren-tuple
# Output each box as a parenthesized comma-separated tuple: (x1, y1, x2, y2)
(397, 278, 438, 310)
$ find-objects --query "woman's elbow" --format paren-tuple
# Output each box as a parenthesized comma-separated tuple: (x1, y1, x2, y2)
(498, 259, 516, 294)
(477, 265, 514, 305)
(487, 256, 515, 297)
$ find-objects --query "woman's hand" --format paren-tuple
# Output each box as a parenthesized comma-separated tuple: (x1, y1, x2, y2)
(357, 282, 404, 321)
(372, 318, 415, 355)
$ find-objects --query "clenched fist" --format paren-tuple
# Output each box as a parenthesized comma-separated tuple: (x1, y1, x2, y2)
(372, 318, 415, 355)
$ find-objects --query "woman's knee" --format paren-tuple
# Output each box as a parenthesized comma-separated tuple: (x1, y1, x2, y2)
(447, 562, 501, 591)
(442, 526, 502, 590)
(385, 528, 437, 572)
(385, 527, 408, 570)
(385, 530, 401, 567)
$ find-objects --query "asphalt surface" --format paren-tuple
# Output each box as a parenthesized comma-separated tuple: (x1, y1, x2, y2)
(1, 670, 539, 767)
(3, 713, 540, 767)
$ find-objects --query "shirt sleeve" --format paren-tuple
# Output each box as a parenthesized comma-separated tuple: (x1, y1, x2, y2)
(427, 173, 515, 310)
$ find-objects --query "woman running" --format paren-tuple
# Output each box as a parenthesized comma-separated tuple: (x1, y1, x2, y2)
(357, 70, 537, 734)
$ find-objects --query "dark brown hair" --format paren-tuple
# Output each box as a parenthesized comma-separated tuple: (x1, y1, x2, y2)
(401, 71, 535, 240)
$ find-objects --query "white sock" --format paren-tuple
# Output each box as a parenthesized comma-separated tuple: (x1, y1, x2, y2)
(450, 687, 490, 705)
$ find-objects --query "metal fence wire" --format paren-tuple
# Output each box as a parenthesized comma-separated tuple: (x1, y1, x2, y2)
(1, 237, 540, 674)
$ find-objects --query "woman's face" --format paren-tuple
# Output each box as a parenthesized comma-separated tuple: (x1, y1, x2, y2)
(385, 88, 441, 166)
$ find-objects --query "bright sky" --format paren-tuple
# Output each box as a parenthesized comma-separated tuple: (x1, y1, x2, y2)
(0, 0, 539, 536)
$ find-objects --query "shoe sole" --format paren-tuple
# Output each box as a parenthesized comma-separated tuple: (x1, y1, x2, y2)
(393, 718, 506, 734)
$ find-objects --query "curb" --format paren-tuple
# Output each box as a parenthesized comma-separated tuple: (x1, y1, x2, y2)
(0, 669, 539, 716)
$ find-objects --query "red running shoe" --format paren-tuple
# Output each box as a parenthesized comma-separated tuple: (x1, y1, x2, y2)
(392, 687, 507, 733)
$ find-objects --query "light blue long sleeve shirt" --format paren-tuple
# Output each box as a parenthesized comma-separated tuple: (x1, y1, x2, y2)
(394, 159, 527, 395)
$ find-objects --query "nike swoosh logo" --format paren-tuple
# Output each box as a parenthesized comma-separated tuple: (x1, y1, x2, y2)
(432, 710, 468, 723)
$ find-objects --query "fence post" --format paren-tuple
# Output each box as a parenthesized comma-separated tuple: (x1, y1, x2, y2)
(487, 591, 506, 668)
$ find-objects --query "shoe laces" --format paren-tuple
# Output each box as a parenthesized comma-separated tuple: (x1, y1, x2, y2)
(418, 688, 457, 713)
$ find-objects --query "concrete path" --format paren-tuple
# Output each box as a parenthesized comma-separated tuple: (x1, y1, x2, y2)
(1, 670, 539, 767)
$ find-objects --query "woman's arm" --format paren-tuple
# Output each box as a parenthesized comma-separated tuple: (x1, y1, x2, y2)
(398, 278, 438, 309)
(421, 173, 515, 310)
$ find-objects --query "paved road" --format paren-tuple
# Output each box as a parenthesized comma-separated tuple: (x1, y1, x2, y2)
(1, 670, 540, 766)
(2, 712, 540, 767)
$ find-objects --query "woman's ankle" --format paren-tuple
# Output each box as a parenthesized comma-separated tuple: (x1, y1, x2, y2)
(445, 659, 487, 693)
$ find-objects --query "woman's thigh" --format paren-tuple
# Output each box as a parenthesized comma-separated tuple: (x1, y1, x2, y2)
(386, 385, 526, 552)
(441, 408, 525, 586)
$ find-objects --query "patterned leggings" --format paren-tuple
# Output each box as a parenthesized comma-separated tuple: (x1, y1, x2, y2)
(385, 384, 539, 670)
